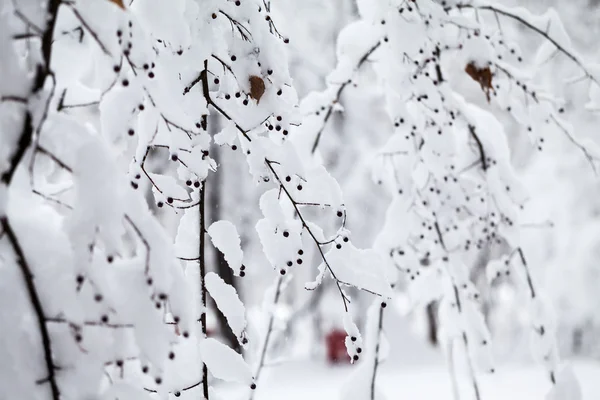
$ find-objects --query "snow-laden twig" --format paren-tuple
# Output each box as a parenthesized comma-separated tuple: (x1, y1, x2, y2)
(265, 160, 350, 311)
(311, 42, 381, 154)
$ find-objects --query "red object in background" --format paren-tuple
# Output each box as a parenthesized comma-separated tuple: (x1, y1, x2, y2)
(325, 329, 350, 364)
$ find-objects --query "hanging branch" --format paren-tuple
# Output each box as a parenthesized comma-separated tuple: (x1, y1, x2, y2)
(311, 42, 381, 154)
(264, 160, 350, 311)
(250, 275, 284, 400)
(511, 248, 556, 384)
(434, 223, 482, 400)
(451, 3, 599, 85)
(369, 304, 385, 400)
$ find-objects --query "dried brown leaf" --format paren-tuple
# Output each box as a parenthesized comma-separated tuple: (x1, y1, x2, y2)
(465, 62, 494, 102)
(109, 0, 125, 10)
(249, 75, 265, 103)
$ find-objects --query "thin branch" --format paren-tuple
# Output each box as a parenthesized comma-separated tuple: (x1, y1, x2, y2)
(46, 317, 134, 329)
(434, 223, 481, 400)
(265, 160, 350, 311)
(188, 60, 252, 142)
(198, 184, 210, 400)
(468, 125, 487, 172)
(66, 5, 112, 56)
(251, 275, 284, 400)
(369, 304, 385, 400)
(516, 248, 535, 299)
(1, 95, 27, 103)
(549, 115, 597, 174)
(311, 41, 381, 154)
(1, 217, 60, 399)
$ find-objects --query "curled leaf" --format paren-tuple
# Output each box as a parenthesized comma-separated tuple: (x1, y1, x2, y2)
(465, 62, 493, 102)
(249, 75, 265, 103)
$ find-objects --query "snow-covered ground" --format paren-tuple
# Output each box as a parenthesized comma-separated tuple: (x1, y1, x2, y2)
(218, 359, 600, 400)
